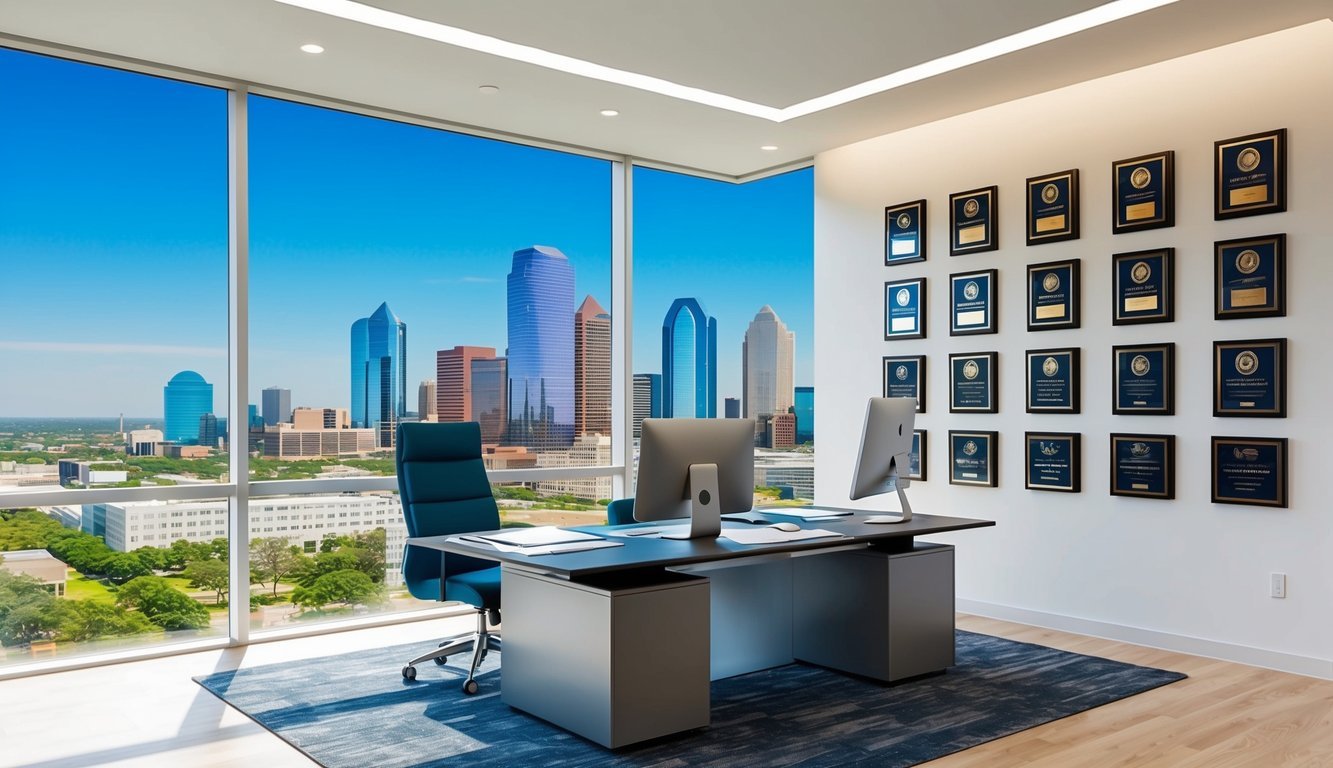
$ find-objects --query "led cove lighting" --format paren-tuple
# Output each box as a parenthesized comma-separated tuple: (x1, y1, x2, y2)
(600, 109, 619, 117)
(760, 145, 779, 151)
(274, 0, 1179, 122)
(299, 43, 325, 54)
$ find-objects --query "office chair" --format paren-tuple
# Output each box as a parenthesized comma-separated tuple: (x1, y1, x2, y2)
(606, 497, 636, 526)
(396, 421, 502, 695)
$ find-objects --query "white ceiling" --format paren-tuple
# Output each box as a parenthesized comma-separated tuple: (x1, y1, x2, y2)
(1, 0, 1329, 177)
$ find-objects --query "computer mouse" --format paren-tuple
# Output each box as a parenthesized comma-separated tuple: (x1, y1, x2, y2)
(769, 522, 801, 532)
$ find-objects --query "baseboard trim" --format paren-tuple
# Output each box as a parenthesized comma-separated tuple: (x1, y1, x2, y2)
(957, 598, 1333, 680)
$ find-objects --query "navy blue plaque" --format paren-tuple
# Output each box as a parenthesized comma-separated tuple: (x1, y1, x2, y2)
(949, 185, 997, 256)
(1026, 347, 1080, 414)
(1112, 248, 1173, 325)
(1215, 234, 1286, 319)
(949, 430, 997, 487)
(1215, 129, 1286, 220)
(1027, 258, 1080, 331)
(1113, 343, 1174, 415)
(885, 200, 926, 265)
(882, 355, 926, 413)
(1025, 432, 1080, 493)
(1026, 169, 1079, 245)
(949, 351, 997, 413)
(950, 269, 996, 336)
(1214, 338, 1286, 417)
(1110, 433, 1175, 499)
(907, 430, 927, 481)
(1112, 150, 1174, 234)
(884, 277, 926, 340)
(1212, 436, 1288, 508)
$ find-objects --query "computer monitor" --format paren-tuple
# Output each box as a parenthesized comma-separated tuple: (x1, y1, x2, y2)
(849, 397, 916, 522)
(634, 417, 756, 539)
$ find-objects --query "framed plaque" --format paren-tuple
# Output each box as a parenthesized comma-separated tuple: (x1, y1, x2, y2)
(949, 185, 998, 256)
(884, 277, 926, 340)
(885, 200, 927, 265)
(1214, 234, 1286, 319)
(1112, 343, 1175, 415)
(950, 269, 997, 336)
(1112, 248, 1174, 325)
(949, 430, 997, 487)
(1027, 258, 1080, 331)
(1212, 436, 1288, 508)
(1112, 150, 1174, 234)
(1215, 128, 1286, 220)
(908, 429, 927, 481)
(949, 351, 997, 413)
(1026, 169, 1079, 245)
(1025, 432, 1080, 493)
(882, 355, 926, 412)
(1213, 338, 1286, 418)
(1110, 433, 1175, 499)
(1026, 347, 1080, 414)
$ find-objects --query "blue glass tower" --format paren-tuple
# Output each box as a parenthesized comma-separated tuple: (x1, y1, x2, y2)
(793, 386, 814, 444)
(163, 370, 213, 444)
(350, 302, 407, 448)
(661, 298, 717, 418)
(506, 246, 575, 450)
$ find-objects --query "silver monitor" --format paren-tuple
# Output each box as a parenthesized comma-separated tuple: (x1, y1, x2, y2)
(634, 417, 756, 539)
(849, 397, 916, 522)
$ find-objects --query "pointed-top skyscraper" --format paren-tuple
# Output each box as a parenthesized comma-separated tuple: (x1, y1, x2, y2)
(506, 246, 575, 450)
(574, 295, 611, 437)
(350, 301, 407, 448)
(661, 298, 717, 418)
(743, 305, 794, 420)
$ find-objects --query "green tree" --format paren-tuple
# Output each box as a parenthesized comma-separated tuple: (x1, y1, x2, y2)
(0, 570, 61, 646)
(182, 559, 230, 604)
(249, 538, 302, 597)
(105, 553, 152, 585)
(133, 546, 169, 571)
(57, 600, 156, 642)
(293, 550, 362, 587)
(116, 576, 210, 631)
(290, 569, 383, 611)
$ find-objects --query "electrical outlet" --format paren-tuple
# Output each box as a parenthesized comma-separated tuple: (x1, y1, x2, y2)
(1270, 573, 1287, 599)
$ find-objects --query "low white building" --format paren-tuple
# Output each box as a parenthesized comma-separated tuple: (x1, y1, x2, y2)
(534, 434, 614, 502)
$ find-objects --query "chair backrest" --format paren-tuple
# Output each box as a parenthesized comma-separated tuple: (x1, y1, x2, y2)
(396, 422, 499, 592)
(606, 497, 636, 526)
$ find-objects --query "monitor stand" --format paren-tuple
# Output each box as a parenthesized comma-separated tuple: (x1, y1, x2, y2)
(661, 462, 722, 539)
(871, 459, 913, 524)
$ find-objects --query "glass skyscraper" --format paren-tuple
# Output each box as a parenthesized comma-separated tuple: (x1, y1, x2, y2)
(163, 370, 213, 444)
(506, 246, 575, 450)
(661, 298, 717, 418)
(793, 386, 814, 444)
(350, 301, 407, 449)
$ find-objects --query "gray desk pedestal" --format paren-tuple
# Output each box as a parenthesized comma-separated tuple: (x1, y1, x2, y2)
(793, 543, 955, 682)
(672, 555, 794, 680)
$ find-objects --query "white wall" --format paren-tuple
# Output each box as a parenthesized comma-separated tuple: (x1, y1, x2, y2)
(814, 21, 1333, 677)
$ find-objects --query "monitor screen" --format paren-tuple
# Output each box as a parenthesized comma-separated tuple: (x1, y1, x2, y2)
(634, 418, 756, 522)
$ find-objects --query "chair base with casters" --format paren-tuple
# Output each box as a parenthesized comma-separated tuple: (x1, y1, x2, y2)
(401, 607, 502, 694)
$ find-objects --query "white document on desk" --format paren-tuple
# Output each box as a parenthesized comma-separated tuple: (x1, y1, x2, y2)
(756, 507, 853, 520)
(449, 536, 624, 556)
(719, 528, 845, 545)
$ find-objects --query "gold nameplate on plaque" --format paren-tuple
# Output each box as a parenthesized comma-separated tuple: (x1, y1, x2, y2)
(1124, 202, 1156, 220)
(1035, 304, 1066, 319)
(957, 225, 986, 244)
(1124, 296, 1158, 312)
(1230, 288, 1267, 307)
(1229, 185, 1268, 205)
(1035, 215, 1065, 233)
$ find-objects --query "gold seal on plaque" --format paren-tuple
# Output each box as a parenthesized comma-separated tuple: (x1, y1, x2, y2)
(1040, 442, 1060, 456)
(1131, 354, 1151, 376)
(1042, 272, 1060, 293)
(963, 440, 978, 456)
(1041, 183, 1059, 204)
(963, 281, 980, 300)
(1130, 166, 1152, 189)
(895, 365, 909, 381)
(1130, 442, 1150, 457)
(1236, 249, 1260, 275)
(897, 213, 912, 229)
(1237, 147, 1261, 172)
(963, 198, 980, 218)
(1234, 447, 1260, 460)
(1042, 356, 1059, 377)
(963, 360, 980, 380)
(1235, 350, 1259, 376)
(896, 288, 911, 307)
(1131, 261, 1151, 284)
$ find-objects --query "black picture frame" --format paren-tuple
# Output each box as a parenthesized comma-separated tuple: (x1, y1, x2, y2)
(882, 355, 926, 413)
(1024, 432, 1081, 493)
(1026, 347, 1080, 414)
(949, 185, 998, 256)
(1026, 168, 1079, 245)
(1214, 234, 1286, 320)
(1214, 128, 1287, 220)
(908, 429, 927, 482)
(949, 351, 998, 414)
(884, 277, 926, 340)
(1112, 150, 1175, 234)
(949, 430, 998, 487)
(1026, 258, 1081, 331)
(1112, 343, 1175, 416)
(1112, 248, 1174, 325)
(1211, 436, 1288, 508)
(950, 268, 997, 336)
(1213, 338, 1286, 418)
(1110, 433, 1176, 499)
(885, 199, 927, 265)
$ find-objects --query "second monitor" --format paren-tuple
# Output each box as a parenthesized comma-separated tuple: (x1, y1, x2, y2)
(635, 417, 756, 539)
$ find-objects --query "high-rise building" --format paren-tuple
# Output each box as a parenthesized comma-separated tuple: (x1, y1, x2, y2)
(437, 346, 497, 424)
(247, 404, 263, 431)
(724, 397, 741, 418)
(350, 302, 407, 449)
(198, 413, 218, 448)
(506, 246, 575, 450)
(631, 373, 661, 439)
(292, 407, 349, 430)
(261, 387, 291, 426)
(743, 305, 795, 421)
(769, 412, 796, 449)
(661, 298, 717, 418)
(418, 380, 437, 422)
(793, 386, 814, 444)
(472, 357, 508, 444)
(574, 295, 611, 437)
(163, 370, 213, 445)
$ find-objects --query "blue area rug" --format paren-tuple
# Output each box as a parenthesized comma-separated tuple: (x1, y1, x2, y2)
(195, 630, 1183, 768)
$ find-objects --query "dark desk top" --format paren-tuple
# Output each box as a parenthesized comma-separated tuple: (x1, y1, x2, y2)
(408, 511, 994, 580)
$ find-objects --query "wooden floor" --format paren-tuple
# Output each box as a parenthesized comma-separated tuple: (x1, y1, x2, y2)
(2, 613, 1331, 767)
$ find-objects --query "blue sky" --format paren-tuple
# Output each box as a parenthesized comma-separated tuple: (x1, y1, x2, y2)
(0, 47, 811, 419)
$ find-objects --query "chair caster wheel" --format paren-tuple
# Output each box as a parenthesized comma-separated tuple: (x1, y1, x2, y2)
(434, 656, 448, 666)
(462, 680, 479, 695)
(401, 666, 417, 681)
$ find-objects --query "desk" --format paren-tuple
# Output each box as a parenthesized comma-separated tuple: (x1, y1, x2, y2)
(409, 511, 993, 748)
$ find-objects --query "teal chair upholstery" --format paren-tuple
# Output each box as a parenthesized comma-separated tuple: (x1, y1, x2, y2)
(606, 497, 636, 526)
(396, 421, 502, 694)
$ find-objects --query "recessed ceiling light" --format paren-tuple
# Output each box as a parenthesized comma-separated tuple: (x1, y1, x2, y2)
(600, 109, 619, 117)
(299, 43, 325, 54)
(760, 145, 779, 152)
(478, 85, 500, 95)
